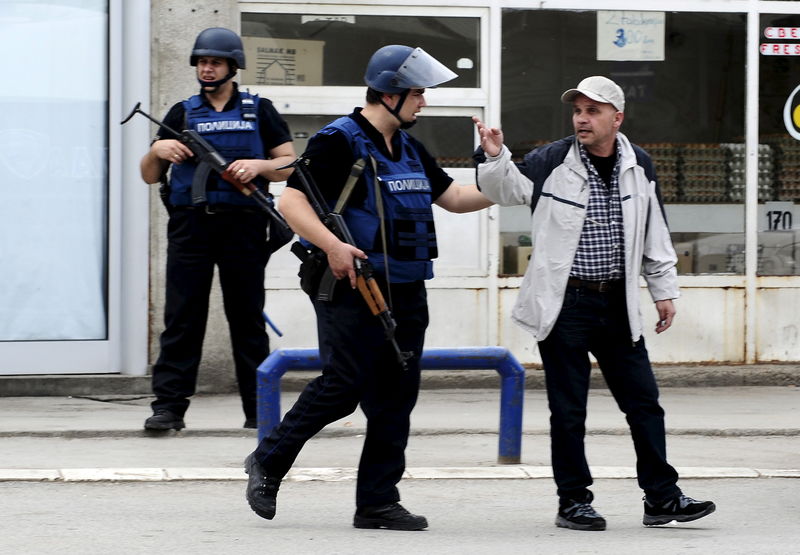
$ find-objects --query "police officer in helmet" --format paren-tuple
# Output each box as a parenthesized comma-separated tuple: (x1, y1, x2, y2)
(243, 45, 493, 530)
(140, 27, 296, 432)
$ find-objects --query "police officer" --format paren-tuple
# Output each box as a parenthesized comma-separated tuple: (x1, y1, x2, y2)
(140, 27, 296, 431)
(243, 45, 492, 530)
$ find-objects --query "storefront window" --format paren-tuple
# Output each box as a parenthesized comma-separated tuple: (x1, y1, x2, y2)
(499, 9, 746, 275)
(243, 11, 482, 169)
(284, 114, 474, 166)
(758, 14, 800, 276)
(240, 13, 480, 88)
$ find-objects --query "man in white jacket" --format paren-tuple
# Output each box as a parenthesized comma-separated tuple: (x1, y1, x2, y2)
(473, 76, 715, 531)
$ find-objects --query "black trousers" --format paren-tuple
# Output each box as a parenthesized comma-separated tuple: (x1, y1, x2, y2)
(537, 284, 681, 505)
(254, 279, 428, 509)
(151, 208, 270, 420)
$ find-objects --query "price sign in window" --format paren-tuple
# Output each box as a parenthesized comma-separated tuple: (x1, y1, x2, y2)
(763, 201, 794, 231)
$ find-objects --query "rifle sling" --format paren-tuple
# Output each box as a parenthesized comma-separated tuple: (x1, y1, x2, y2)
(331, 156, 394, 311)
(369, 155, 394, 311)
(333, 158, 366, 214)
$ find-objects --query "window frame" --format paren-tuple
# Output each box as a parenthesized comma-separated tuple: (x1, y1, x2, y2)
(239, 3, 490, 118)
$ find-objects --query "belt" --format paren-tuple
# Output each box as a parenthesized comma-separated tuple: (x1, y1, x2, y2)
(173, 205, 261, 215)
(567, 277, 623, 292)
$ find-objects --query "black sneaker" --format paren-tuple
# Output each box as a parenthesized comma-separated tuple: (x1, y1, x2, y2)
(243, 418, 257, 429)
(144, 409, 185, 431)
(354, 503, 428, 531)
(556, 499, 607, 531)
(244, 453, 281, 520)
(643, 494, 716, 526)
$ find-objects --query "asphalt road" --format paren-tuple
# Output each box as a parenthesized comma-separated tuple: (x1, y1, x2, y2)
(3, 386, 798, 554)
(2, 477, 796, 554)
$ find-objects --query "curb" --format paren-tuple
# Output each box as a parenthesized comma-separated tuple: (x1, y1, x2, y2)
(2, 427, 798, 439)
(1, 365, 798, 396)
(1, 466, 797, 483)
(288, 365, 800, 390)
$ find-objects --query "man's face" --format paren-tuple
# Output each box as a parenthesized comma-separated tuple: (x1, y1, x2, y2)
(571, 94, 623, 155)
(387, 88, 427, 124)
(196, 56, 230, 88)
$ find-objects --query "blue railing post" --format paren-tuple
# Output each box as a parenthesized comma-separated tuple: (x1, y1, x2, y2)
(256, 348, 319, 442)
(256, 347, 525, 464)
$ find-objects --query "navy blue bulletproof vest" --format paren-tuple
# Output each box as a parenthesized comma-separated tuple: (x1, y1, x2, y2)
(319, 116, 438, 283)
(169, 92, 264, 206)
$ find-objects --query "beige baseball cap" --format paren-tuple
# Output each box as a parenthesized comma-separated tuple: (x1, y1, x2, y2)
(561, 76, 625, 112)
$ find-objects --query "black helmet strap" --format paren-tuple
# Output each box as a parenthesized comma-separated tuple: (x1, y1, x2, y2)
(196, 65, 237, 92)
(379, 89, 416, 129)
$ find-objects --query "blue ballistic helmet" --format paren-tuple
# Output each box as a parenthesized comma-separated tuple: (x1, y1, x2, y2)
(364, 45, 457, 93)
(190, 27, 246, 69)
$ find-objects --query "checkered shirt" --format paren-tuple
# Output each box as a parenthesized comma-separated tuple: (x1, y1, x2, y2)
(569, 142, 625, 281)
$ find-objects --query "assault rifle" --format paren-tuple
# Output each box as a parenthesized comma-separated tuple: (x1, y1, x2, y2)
(121, 102, 290, 233)
(283, 157, 412, 371)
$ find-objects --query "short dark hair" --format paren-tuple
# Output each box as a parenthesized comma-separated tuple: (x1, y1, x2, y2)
(366, 87, 385, 105)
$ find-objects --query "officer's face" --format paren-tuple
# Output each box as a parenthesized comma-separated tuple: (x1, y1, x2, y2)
(571, 95, 623, 156)
(196, 56, 231, 86)
(395, 88, 427, 123)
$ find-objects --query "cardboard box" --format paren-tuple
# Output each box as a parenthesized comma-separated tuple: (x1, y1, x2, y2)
(241, 37, 324, 86)
(673, 241, 694, 274)
(502, 246, 533, 275)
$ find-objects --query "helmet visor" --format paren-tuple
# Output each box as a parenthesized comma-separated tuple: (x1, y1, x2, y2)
(391, 48, 457, 90)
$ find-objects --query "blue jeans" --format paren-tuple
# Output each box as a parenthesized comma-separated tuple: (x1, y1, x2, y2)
(537, 284, 680, 505)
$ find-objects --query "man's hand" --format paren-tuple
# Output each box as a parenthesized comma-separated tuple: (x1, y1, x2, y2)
(325, 240, 367, 288)
(151, 139, 194, 164)
(227, 159, 263, 184)
(654, 299, 676, 334)
(472, 116, 505, 157)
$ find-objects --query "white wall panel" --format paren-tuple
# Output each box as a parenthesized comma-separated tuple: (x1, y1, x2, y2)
(424, 288, 489, 347)
(640, 286, 745, 363)
(756, 285, 800, 361)
(495, 284, 748, 365)
(497, 285, 541, 365)
(265, 288, 319, 351)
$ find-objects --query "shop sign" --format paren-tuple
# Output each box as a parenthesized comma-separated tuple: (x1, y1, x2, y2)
(760, 43, 800, 56)
(764, 27, 800, 39)
(783, 84, 800, 140)
(761, 27, 800, 55)
(597, 11, 665, 61)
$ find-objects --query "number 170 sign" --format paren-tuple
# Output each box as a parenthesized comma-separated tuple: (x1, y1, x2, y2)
(763, 201, 795, 231)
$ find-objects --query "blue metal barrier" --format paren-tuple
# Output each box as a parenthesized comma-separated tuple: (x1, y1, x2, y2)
(256, 346, 525, 464)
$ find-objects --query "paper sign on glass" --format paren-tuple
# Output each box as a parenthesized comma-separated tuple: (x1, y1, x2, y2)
(597, 11, 665, 61)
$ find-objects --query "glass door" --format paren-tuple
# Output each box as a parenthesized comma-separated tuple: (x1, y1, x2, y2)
(0, 1, 113, 374)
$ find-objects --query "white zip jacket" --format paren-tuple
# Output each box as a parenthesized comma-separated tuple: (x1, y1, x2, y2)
(477, 133, 679, 342)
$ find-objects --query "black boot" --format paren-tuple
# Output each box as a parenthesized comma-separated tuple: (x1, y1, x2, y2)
(144, 409, 185, 431)
(354, 503, 428, 531)
(244, 453, 281, 520)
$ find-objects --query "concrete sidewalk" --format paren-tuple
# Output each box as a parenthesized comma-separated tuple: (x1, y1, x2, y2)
(0, 386, 798, 482)
(0, 385, 799, 436)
